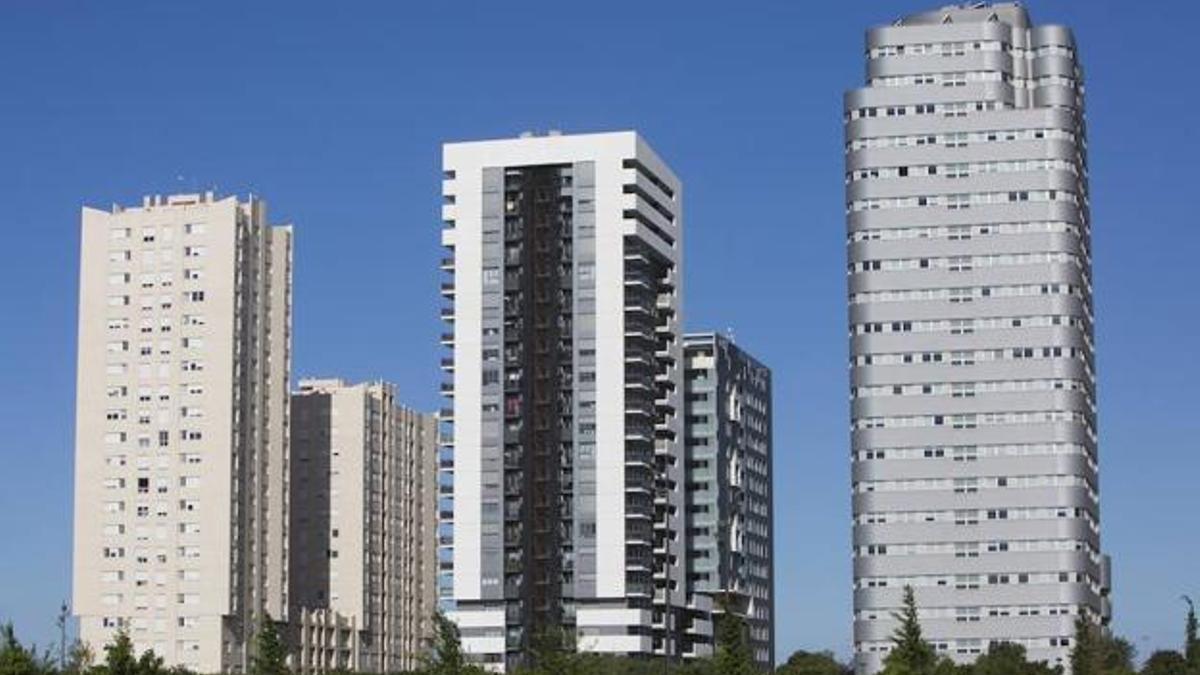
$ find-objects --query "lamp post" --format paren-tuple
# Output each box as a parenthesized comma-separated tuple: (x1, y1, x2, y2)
(57, 601, 69, 672)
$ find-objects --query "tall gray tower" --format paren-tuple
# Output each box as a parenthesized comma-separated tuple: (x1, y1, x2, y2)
(683, 333, 774, 669)
(844, 4, 1110, 672)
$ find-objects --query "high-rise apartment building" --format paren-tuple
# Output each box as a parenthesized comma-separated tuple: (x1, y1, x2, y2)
(682, 333, 774, 669)
(73, 192, 293, 673)
(440, 131, 702, 670)
(844, 4, 1110, 672)
(288, 379, 439, 674)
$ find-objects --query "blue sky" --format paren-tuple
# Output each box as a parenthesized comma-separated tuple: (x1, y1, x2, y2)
(1, 0, 1197, 662)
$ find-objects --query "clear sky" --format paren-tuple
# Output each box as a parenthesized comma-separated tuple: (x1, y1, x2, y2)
(1, 0, 1197, 663)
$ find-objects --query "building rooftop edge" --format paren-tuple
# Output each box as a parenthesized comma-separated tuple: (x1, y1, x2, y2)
(442, 129, 641, 148)
(889, 2, 1031, 29)
(83, 191, 262, 215)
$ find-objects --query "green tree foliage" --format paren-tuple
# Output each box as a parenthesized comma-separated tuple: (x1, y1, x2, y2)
(1185, 597, 1199, 674)
(248, 614, 289, 675)
(132, 651, 163, 675)
(88, 629, 173, 675)
(1, 623, 54, 675)
(98, 630, 137, 675)
(776, 649, 852, 675)
(64, 641, 93, 675)
(1071, 618, 1135, 675)
(881, 586, 940, 675)
(422, 612, 487, 675)
(1141, 651, 1188, 675)
(712, 603, 756, 675)
(970, 642, 1061, 675)
(519, 627, 587, 675)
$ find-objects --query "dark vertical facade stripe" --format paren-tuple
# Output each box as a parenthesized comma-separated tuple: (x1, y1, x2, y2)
(502, 165, 573, 665)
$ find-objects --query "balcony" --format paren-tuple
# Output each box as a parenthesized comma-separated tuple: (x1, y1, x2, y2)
(625, 525, 653, 545)
(624, 275, 654, 291)
(627, 581, 653, 597)
(440, 256, 455, 271)
(440, 282, 455, 297)
(624, 349, 655, 369)
(623, 249, 652, 265)
(624, 297, 655, 316)
(625, 423, 654, 441)
(625, 498, 654, 518)
(624, 316, 655, 335)
(440, 357, 454, 372)
(625, 376, 654, 393)
(624, 407, 654, 420)
(625, 447, 654, 467)
(440, 332, 455, 346)
(625, 479, 654, 495)
(440, 307, 455, 322)
(626, 554, 653, 571)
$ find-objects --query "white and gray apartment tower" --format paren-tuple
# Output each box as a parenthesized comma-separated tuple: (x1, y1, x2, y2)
(682, 333, 774, 669)
(73, 192, 293, 673)
(288, 379, 439, 674)
(845, 4, 1111, 673)
(440, 131, 698, 671)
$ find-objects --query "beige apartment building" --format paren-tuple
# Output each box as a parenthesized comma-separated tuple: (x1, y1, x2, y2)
(73, 192, 293, 673)
(289, 379, 439, 674)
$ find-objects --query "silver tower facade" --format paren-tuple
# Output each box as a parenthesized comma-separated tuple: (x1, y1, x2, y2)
(844, 5, 1110, 673)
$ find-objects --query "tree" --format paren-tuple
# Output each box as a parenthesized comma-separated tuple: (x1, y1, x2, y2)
(0, 623, 53, 675)
(249, 614, 289, 675)
(1072, 619, 1135, 675)
(423, 612, 486, 675)
(1185, 597, 1199, 674)
(64, 639, 94, 675)
(520, 627, 588, 675)
(972, 642, 1061, 675)
(712, 601, 756, 675)
(1141, 651, 1188, 675)
(881, 586, 938, 675)
(777, 650, 852, 675)
(100, 630, 139, 675)
(135, 650, 165, 675)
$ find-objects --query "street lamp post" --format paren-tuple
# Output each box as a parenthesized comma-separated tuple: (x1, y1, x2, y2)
(57, 601, 69, 672)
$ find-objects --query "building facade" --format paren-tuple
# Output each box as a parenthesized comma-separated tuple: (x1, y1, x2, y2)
(844, 4, 1110, 672)
(73, 193, 293, 673)
(682, 333, 774, 668)
(440, 131, 703, 670)
(289, 379, 439, 673)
